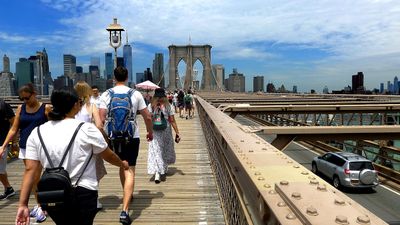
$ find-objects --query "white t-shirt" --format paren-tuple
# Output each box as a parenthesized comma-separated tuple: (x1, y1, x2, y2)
(75, 104, 93, 123)
(90, 96, 101, 108)
(99, 86, 146, 138)
(25, 119, 108, 191)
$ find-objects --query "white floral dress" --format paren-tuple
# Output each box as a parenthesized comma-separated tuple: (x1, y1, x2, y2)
(147, 104, 176, 175)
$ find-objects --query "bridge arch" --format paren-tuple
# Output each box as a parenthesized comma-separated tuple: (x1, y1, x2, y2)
(168, 44, 212, 90)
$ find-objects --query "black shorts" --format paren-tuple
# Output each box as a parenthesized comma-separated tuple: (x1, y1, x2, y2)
(46, 186, 98, 225)
(110, 137, 140, 166)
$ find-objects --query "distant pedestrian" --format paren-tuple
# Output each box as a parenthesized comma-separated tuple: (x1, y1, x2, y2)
(99, 66, 153, 225)
(15, 89, 129, 225)
(0, 83, 51, 222)
(0, 99, 16, 200)
(90, 85, 101, 108)
(147, 88, 180, 183)
(177, 90, 185, 118)
(184, 90, 194, 119)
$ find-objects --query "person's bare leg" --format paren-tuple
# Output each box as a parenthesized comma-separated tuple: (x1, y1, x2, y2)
(0, 173, 11, 188)
(121, 166, 135, 212)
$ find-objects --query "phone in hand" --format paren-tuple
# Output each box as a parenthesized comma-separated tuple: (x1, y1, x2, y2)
(175, 134, 181, 143)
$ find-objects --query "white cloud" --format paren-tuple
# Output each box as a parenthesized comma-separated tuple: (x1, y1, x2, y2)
(4, 0, 400, 90)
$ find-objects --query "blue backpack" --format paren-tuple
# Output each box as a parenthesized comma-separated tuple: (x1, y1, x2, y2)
(106, 89, 136, 140)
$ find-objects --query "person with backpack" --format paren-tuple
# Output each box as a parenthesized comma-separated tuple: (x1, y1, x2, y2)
(184, 90, 194, 119)
(99, 66, 153, 225)
(177, 90, 185, 118)
(147, 88, 180, 184)
(15, 89, 129, 225)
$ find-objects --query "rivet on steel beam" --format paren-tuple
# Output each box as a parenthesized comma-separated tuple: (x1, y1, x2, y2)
(273, 150, 278, 152)
(308, 176, 316, 180)
(258, 177, 265, 181)
(335, 215, 349, 225)
(246, 161, 252, 165)
(286, 212, 297, 220)
(264, 184, 271, 188)
(254, 172, 261, 176)
(268, 190, 276, 194)
(310, 180, 319, 185)
(280, 180, 289, 186)
(241, 139, 244, 142)
(356, 215, 370, 224)
(277, 202, 286, 207)
(262, 148, 267, 151)
(334, 199, 345, 206)
(287, 160, 293, 164)
(301, 171, 309, 175)
(293, 165, 300, 168)
(291, 192, 301, 200)
(249, 149, 254, 153)
(306, 206, 318, 216)
(256, 141, 260, 144)
(317, 184, 327, 192)
(250, 165, 256, 169)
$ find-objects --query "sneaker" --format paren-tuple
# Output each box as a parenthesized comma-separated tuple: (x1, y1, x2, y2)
(35, 207, 47, 223)
(30, 205, 39, 217)
(97, 199, 103, 209)
(154, 173, 161, 184)
(119, 211, 132, 225)
(0, 187, 15, 200)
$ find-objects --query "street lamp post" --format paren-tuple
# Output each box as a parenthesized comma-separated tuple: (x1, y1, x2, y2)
(106, 18, 125, 70)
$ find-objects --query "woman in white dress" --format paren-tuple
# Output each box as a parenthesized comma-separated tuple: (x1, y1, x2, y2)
(147, 88, 180, 183)
(74, 81, 106, 209)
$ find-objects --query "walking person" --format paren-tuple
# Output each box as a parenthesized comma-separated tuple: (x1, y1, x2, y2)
(0, 83, 51, 222)
(90, 85, 101, 108)
(147, 88, 180, 183)
(74, 81, 106, 210)
(184, 90, 194, 119)
(15, 89, 129, 225)
(177, 90, 185, 118)
(99, 66, 153, 225)
(0, 99, 16, 200)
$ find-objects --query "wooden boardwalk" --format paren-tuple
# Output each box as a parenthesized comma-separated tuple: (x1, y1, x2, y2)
(0, 114, 225, 224)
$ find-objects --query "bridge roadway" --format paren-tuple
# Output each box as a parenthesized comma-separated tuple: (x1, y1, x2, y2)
(235, 115, 400, 225)
(0, 115, 225, 224)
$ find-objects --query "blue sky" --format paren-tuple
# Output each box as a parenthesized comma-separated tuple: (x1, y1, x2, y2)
(1, 0, 400, 92)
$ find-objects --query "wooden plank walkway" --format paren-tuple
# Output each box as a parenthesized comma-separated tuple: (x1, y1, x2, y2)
(0, 113, 225, 224)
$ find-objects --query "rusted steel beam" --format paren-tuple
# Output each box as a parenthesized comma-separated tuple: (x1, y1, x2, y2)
(196, 96, 387, 225)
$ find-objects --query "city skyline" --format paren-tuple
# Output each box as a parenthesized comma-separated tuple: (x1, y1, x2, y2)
(1, 0, 400, 92)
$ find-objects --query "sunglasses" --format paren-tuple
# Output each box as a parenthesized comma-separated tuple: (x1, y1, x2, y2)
(18, 94, 32, 101)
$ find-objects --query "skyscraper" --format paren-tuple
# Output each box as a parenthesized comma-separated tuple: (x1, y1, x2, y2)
(226, 68, 245, 92)
(105, 53, 113, 80)
(16, 58, 34, 89)
(351, 72, 364, 93)
(152, 53, 164, 87)
(123, 33, 133, 83)
(253, 75, 264, 92)
(212, 64, 225, 90)
(394, 76, 399, 94)
(90, 57, 101, 77)
(3, 54, 10, 73)
(63, 54, 76, 78)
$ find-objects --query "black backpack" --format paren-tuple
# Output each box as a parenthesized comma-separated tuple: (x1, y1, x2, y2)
(36, 122, 93, 210)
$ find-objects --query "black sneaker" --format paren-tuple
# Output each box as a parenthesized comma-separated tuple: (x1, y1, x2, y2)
(119, 211, 132, 225)
(0, 187, 15, 200)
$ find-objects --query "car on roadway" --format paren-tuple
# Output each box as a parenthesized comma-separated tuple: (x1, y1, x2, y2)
(311, 152, 379, 189)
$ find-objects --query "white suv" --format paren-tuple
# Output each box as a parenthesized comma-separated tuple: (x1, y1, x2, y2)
(311, 152, 379, 189)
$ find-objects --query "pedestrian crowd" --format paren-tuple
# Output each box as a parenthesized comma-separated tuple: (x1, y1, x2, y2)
(0, 66, 194, 225)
